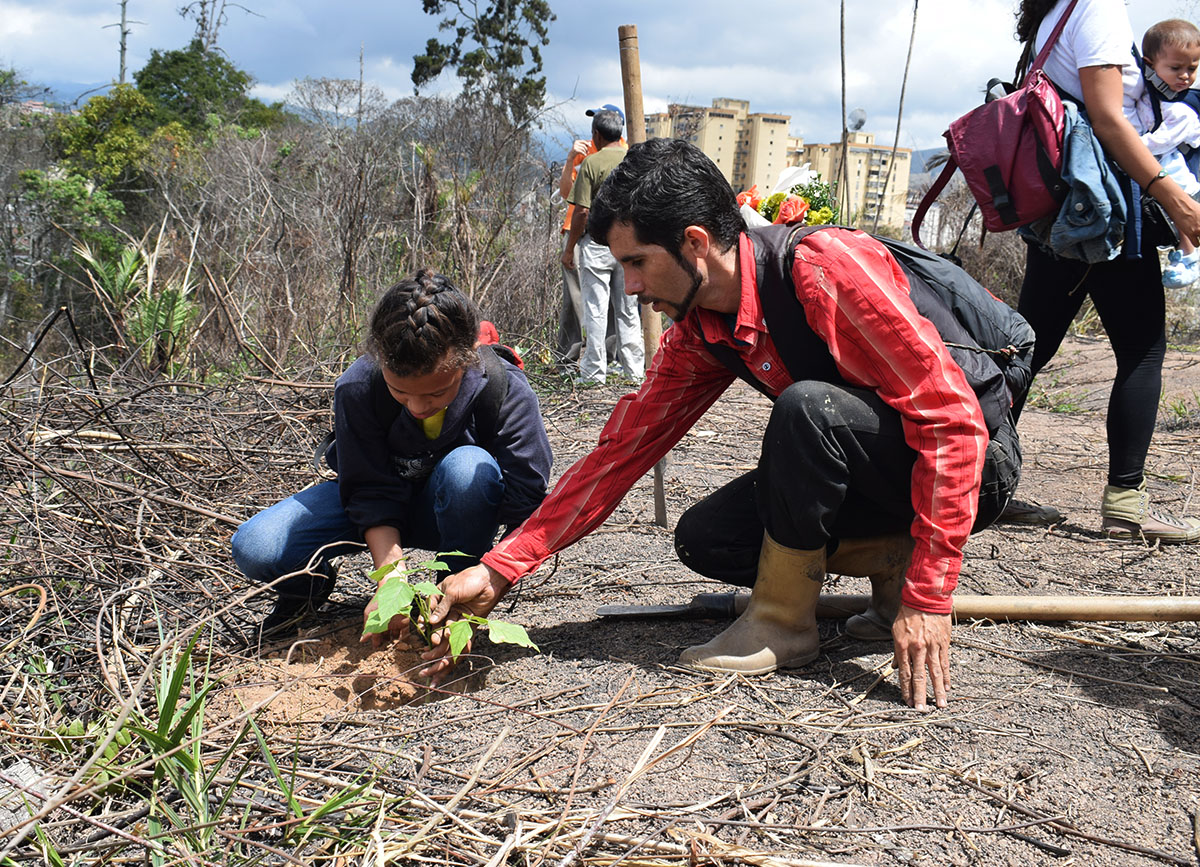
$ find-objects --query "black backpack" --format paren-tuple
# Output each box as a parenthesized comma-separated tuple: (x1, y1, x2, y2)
(707, 225, 1035, 436)
(311, 343, 516, 473)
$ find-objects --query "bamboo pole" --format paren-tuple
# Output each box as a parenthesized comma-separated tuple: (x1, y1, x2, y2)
(618, 23, 669, 528)
(814, 594, 1200, 622)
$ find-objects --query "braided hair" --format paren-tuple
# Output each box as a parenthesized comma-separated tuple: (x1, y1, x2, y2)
(366, 270, 481, 377)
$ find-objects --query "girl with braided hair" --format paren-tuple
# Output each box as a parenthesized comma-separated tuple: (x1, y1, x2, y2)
(232, 270, 552, 639)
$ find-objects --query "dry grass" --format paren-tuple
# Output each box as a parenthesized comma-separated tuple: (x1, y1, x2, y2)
(2, 339, 1199, 866)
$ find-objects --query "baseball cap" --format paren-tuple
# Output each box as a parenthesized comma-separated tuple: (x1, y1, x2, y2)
(586, 103, 625, 124)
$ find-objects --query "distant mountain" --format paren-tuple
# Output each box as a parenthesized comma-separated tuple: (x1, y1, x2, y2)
(910, 146, 948, 177)
(28, 80, 114, 110)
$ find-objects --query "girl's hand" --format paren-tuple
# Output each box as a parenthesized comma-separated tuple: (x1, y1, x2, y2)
(360, 578, 418, 648)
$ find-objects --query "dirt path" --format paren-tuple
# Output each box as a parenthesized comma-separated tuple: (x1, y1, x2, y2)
(224, 336, 1200, 866)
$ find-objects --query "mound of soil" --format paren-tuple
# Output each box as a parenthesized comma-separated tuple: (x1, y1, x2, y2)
(210, 621, 471, 725)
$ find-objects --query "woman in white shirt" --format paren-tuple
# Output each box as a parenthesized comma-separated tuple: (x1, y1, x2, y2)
(1011, 0, 1200, 542)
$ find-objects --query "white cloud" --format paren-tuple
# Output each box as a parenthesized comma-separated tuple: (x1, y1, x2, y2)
(5, 0, 1195, 150)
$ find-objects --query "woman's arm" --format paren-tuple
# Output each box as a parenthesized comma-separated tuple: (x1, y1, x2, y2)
(1080, 64, 1200, 245)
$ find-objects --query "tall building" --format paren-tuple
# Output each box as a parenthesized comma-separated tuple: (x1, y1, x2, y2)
(798, 132, 912, 229)
(644, 98, 791, 193)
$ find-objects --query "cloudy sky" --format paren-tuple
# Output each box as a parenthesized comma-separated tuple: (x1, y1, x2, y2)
(2, 0, 1196, 156)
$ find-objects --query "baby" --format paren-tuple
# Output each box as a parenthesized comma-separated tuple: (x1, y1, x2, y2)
(1136, 19, 1200, 287)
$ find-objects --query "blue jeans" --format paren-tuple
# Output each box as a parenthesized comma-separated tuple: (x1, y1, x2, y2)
(232, 445, 505, 596)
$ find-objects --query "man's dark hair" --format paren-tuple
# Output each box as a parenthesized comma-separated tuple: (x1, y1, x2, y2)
(366, 270, 480, 377)
(590, 109, 623, 144)
(587, 138, 744, 259)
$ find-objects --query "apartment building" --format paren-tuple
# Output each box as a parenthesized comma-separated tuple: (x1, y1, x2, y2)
(797, 131, 912, 229)
(644, 97, 790, 192)
(642, 100, 910, 228)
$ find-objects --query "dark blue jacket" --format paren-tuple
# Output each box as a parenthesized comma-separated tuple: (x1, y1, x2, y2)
(331, 353, 552, 535)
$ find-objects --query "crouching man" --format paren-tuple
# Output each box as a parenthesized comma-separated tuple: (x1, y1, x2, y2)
(413, 139, 1027, 710)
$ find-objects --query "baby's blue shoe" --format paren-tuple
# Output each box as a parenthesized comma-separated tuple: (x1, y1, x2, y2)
(1163, 249, 1199, 289)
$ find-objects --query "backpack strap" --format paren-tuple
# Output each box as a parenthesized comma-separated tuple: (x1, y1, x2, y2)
(472, 343, 512, 446)
(311, 345, 512, 473)
(1026, 0, 1078, 79)
(911, 156, 959, 249)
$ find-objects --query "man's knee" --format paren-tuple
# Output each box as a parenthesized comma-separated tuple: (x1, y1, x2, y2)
(766, 380, 847, 448)
(673, 479, 762, 587)
(774, 380, 842, 415)
(673, 502, 708, 573)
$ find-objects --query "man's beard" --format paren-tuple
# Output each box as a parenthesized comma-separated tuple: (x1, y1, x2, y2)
(651, 257, 703, 323)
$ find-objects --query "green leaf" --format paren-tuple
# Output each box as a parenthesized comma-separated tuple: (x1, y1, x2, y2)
(411, 581, 442, 598)
(156, 632, 199, 738)
(420, 559, 450, 572)
(308, 779, 368, 821)
(367, 560, 402, 584)
(32, 823, 67, 867)
(485, 620, 538, 651)
(249, 717, 304, 820)
(446, 619, 474, 660)
(361, 578, 416, 634)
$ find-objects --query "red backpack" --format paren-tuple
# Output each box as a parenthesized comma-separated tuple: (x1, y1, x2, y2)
(912, 0, 1077, 248)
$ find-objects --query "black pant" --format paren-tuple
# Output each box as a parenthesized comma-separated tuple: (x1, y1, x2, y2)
(674, 381, 1020, 587)
(1013, 240, 1165, 489)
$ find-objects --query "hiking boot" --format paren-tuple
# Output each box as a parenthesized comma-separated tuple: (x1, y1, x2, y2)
(677, 532, 824, 675)
(826, 534, 914, 641)
(257, 571, 336, 640)
(997, 498, 1064, 526)
(1101, 480, 1200, 544)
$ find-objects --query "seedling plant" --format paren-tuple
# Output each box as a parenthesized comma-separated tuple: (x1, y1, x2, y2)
(361, 557, 538, 660)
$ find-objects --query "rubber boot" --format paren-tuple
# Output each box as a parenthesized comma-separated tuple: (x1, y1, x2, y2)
(677, 532, 824, 675)
(827, 534, 914, 641)
(1101, 480, 1200, 544)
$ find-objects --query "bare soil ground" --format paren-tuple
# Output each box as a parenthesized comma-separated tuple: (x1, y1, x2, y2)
(224, 336, 1200, 866)
(4, 335, 1200, 865)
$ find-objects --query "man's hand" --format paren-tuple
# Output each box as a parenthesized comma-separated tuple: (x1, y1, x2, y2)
(892, 604, 952, 710)
(561, 244, 577, 271)
(568, 139, 590, 159)
(419, 563, 512, 683)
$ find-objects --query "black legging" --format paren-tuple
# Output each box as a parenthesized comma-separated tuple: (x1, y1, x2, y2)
(1012, 239, 1166, 489)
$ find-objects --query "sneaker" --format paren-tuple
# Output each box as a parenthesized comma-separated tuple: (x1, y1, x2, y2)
(1100, 481, 1200, 544)
(1162, 249, 1199, 289)
(573, 375, 605, 387)
(997, 498, 1064, 525)
(1104, 510, 1200, 543)
(257, 574, 335, 640)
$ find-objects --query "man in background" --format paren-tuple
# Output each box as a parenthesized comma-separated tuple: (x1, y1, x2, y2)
(554, 104, 626, 376)
(561, 107, 644, 384)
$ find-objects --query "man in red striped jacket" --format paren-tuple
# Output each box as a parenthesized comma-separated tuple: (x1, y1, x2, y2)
(413, 139, 1021, 711)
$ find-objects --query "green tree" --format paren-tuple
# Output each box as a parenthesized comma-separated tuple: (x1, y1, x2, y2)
(134, 39, 284, 132)
(50, 84, 160, 188)
(412, 0, 555, 126)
